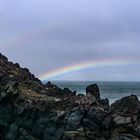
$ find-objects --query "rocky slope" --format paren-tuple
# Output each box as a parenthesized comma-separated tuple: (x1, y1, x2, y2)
(0, 53, 140, 140)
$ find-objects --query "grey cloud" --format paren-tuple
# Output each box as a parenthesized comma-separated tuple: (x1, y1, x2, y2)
(0, 0, 140, 80)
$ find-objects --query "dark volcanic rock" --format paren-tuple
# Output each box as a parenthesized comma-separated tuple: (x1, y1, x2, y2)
(109, 95, 140, 139)
(86, 83, 100, 99)
(111, 95, 140, 115)
(0, 53, 140, 140)
(45, 81, 76, 98)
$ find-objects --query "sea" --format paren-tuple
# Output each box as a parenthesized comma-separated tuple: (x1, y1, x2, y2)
(48, 81, 140, 104)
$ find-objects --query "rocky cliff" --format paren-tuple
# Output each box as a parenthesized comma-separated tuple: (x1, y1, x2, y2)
(0, 53, 140, 140)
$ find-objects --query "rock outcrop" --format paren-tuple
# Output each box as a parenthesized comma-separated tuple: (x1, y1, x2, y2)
(0, 53, 140, 140)
(86, 84, 100, 99)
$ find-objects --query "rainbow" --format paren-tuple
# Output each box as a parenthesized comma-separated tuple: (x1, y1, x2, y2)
(38, 59, 133, 81)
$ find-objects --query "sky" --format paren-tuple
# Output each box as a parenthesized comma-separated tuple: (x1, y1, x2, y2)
(0, 0, 140, 81)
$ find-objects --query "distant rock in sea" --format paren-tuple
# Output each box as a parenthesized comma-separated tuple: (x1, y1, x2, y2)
(0, 52, 140, 140)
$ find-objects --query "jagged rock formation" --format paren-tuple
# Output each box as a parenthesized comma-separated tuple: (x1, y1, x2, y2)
(0, 53, 140, 140)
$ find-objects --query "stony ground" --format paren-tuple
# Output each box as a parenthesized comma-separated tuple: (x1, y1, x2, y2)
(0, 53, 140, 140)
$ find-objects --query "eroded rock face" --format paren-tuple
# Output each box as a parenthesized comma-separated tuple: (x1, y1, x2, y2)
(0, 53, 140, 140)
(109, 95, 140, 140)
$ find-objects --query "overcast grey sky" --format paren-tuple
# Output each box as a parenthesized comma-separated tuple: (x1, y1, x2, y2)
(0, 0, 140, 81)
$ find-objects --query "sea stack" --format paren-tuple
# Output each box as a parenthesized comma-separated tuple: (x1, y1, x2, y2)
(86, 83, 100, 99)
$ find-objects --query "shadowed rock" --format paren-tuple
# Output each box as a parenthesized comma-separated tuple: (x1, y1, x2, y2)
(86, 84, 100, 99)
(0, 53, 140, 140)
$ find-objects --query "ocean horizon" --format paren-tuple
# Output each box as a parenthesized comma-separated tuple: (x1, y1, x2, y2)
(44, 81, 140, 104)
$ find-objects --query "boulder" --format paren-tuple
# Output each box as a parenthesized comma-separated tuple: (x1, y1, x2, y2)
(111, 95, 140, 116)
(86, 84, 100, 99)
(65, 107, 83, 130)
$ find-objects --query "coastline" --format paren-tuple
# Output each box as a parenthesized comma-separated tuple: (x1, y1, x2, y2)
(1, 53, 140, 140)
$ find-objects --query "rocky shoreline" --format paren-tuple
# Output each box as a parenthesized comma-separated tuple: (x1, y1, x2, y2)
(0, 53, 140, 140)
